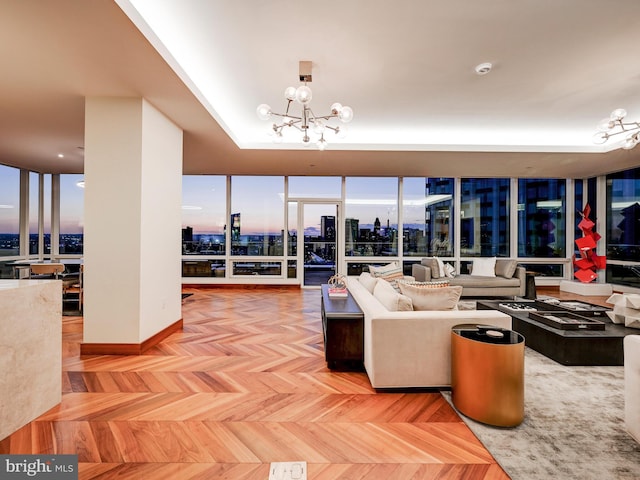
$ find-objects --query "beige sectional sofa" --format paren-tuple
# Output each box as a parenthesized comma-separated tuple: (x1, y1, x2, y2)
(412, 257, 526, 298)
(625, 335, 640, 444)
(347, 273, 512, 389)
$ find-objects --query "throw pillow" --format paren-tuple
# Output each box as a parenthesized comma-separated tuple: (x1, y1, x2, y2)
(443, 263, 456, 278)
(435, 257, 445, 278)
(359, 272, 378, 293)
(373, 278, 413, 312)
(420, 257, 440, 279)
(369, 262, 404, 290)
(398, 283, 463, 311)
(495, 259, 518, 279)
(471, 257, 497, 277)
(398, 280, 450, 289)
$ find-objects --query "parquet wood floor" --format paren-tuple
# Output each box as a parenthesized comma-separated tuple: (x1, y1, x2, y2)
(1, 286, 518, 479)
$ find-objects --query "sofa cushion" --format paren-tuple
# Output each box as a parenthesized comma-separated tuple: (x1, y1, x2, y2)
(369, 261, 404, 290)
(420, 257, 440, 279)
(359, 272, 378, 293)
(471, 257, 496, 277)
(398, 283, 463, 311)
(398, 280, 450, 289)
(373, 278, 413, 311)
(495, 259, 518, 279)
(451, 275, 521, 288)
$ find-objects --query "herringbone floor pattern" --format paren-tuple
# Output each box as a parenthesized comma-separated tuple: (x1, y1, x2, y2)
(1, 287, 509, 479)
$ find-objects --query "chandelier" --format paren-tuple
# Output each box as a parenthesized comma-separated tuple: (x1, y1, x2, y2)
(593, 108, 640, 150)
(256, 61, 353, 150)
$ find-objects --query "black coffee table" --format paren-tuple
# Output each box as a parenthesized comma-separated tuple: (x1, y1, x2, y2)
(477, 299, 634, 366)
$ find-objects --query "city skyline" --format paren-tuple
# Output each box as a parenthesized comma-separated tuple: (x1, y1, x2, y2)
(1, 168, 427, 235)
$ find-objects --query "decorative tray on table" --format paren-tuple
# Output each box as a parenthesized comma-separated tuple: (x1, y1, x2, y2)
(548, 300, 610, 317)
(497, 302, 539, 312)
(528, 311, 606, 330)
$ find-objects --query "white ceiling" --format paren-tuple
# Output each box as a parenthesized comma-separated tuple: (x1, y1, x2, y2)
(2, 0, 640, 178)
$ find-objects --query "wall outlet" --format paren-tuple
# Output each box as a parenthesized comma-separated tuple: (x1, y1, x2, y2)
(268, 461, 307, 480)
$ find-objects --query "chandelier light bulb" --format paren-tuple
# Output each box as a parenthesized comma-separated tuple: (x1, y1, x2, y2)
(338, 105, 354, 123)
(313, 120, 325, 134)
(592, 131, 608, 145)
(295, 85, 312, 105)
(316, 137, 328, 150)
(256, 104, 272, 121)
(284, 87, 297, 101)
(610, 108, 627, 121)
(623, 134, 639, 150)
(597, 117, 615, 132)
(330, 103, 343, 115)
(335, 125, 349, 139)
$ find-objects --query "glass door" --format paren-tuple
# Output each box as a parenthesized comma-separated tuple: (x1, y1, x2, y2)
(301, 203, 339, 287)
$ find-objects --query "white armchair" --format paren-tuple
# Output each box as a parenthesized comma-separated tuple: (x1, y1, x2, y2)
(625, 335, 640, 444)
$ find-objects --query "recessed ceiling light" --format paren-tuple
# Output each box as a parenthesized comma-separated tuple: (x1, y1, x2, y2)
(475, 62, 492, 75)
(57, 153, 64, 158)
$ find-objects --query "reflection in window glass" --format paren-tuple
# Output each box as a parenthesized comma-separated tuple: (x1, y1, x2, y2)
(518, 179, 566, 258)
(182, 176, 227, 255)
(518, 263, 564, 277)
(42, 175, 52, 255)
(574, 180, 584, 256)
(231, 176, 284, 256)
(0, 165, 20, 256)
(29, 172, 39, 255)
(232, 261, 282, 276)
(402, 178, 428, 257)
(460, 178, 509, 257)
(59, 174, 84, 254)
(289, 177, 341, 198)
(607, 167, 640, 262)
(288, 201, 297, 257)
(423, 178, 454, 256)
(345, 177, 398, 256)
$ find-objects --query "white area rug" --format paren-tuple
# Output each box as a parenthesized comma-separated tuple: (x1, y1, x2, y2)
(443, 348, 640, 479)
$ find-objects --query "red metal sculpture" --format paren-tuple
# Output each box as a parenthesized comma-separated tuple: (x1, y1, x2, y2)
(573, 203, 606, 282)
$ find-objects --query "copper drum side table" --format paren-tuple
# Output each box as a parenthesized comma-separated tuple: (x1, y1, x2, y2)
(451, 324, 525, 427)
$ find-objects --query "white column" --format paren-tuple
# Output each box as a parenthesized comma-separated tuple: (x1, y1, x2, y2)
(83, 97, 182, 345)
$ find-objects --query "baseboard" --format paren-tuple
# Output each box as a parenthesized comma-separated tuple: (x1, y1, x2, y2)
(80, 318, 183, 355)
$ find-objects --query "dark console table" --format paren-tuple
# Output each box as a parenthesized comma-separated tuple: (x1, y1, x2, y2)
(477, 300, 635, 366)
(320, 284, 364, 370)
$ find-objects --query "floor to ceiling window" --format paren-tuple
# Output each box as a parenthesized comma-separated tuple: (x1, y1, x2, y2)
(606, 167, 640, 287)
(460, 178, 510, 257)
(180, 175, 226, 277)
(403, 177, 432, 257)
(59, 174, 85, 254)
(517, 178, 566, 276)
(230, 176, 284, 276)
(345, 177, 398, 257)
(0, 165, 20, 257)
(424, 178, 455, 257)
(19, 164, 640, 287)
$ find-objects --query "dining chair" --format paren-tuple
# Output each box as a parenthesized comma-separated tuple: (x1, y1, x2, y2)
(62, 264, 83, 313)
(29, 263, 66, 279)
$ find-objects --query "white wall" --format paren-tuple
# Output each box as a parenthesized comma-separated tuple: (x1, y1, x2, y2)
(139, 99, 183, 341)
(83, 97, 182, 344)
